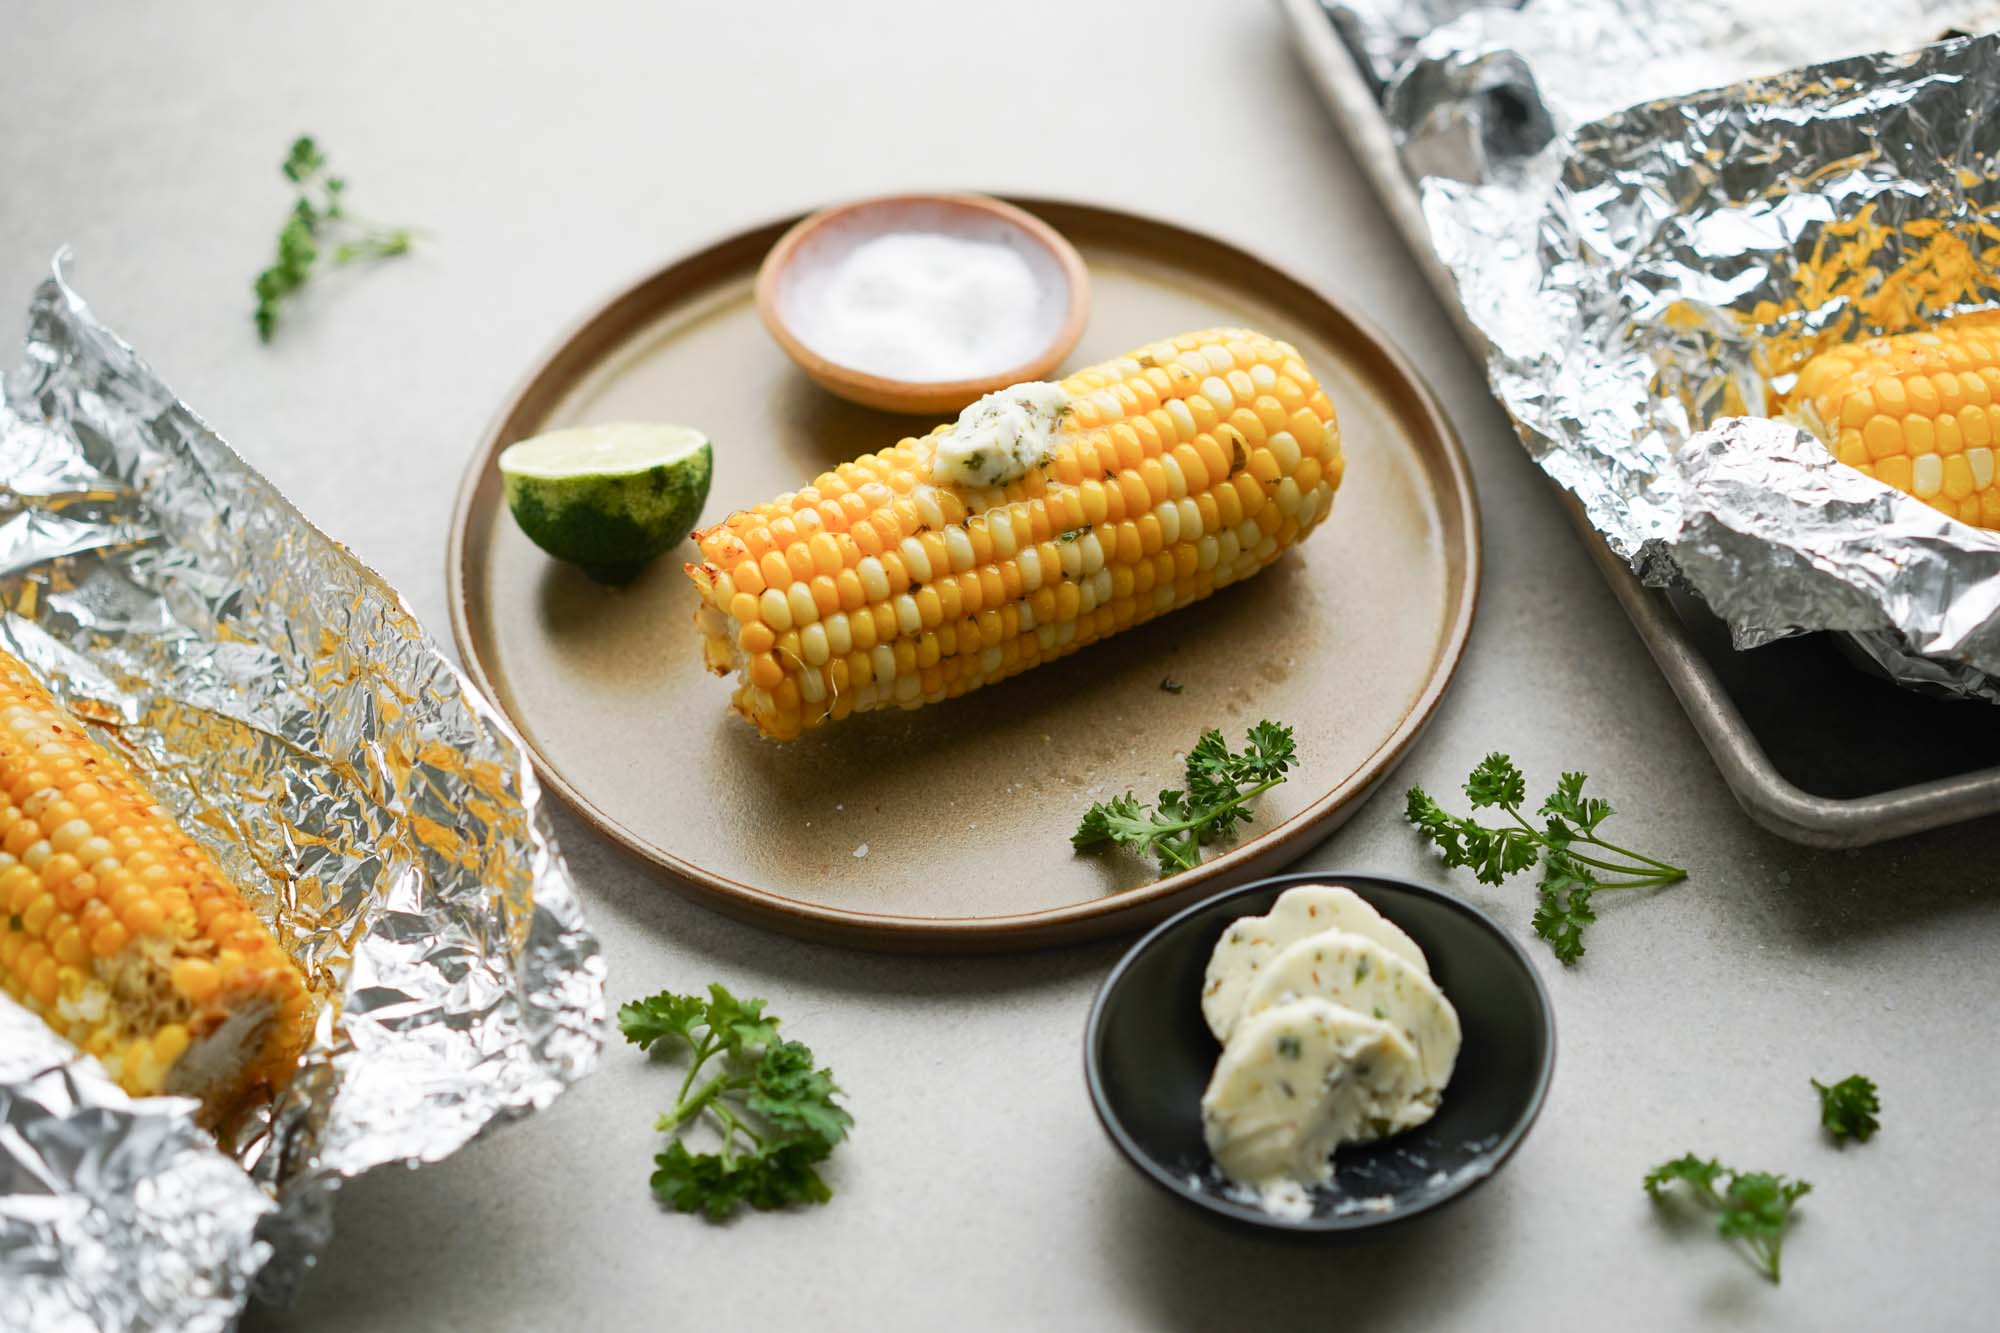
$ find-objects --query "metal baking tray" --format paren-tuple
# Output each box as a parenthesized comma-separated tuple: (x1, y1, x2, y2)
(1280, 0, 2000, 847)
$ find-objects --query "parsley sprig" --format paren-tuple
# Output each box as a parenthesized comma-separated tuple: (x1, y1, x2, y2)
(1812, 1074, 1881, 1144)
(1073, 720, 1296, 874)
(619, 983, 852, 1220)
(1645, 1155, 1812, 1283)
(1405, 753, 1685, 963)
(252, 136, 415, 342)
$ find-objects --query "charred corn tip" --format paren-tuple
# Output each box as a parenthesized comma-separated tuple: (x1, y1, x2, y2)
(688, 327, 1343, 739)
(0, 650, 311, 1122)
(1784, 309, 2000, 528)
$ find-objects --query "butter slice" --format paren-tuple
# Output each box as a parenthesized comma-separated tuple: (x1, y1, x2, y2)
(1202, 886, 1429, 1043)
(1239, 929, 1461, 1132)
(1201, 998, 1427, 1208)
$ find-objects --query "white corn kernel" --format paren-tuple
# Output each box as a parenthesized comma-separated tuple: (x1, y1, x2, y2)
(759, 587, 794, 631)
(1154, 500, 1181, 544)
(1914, 454, 1944, 497)
(1176, 497, 1203, 540)
(898, 537, 933, 584)
(1197, 536, 1219, 571)
(1202, 344, 1235, 372)
(1971, 447, 1995, 488)
(1018, 546, 1043, 591)
(1015, 598, 1036, 632)
(1079, 533, 1106, 575)
(1160, 453, 1188, 499)
(800, 668, 827, 703)
(944, 526, 976, 572)
(913, 486, 945, 530)
(1200, 376, 1235, 415)
(825, 613, 853, 656)
(1268, 430, 1302, 472)
(871, 644, 897, 682)
(1059, 539, 1084, 581)
(1275, 477, 1303, 516)
(894, 594, 921, 636)
(801, 623, 831, 666)
(990, 511, 1018, 557)
(786, 583, 819, 626)
(1165, 399, 1198, 443)
(857, 557, 890, 602)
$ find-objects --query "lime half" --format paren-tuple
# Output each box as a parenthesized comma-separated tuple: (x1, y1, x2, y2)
(499, 423, 713, 584)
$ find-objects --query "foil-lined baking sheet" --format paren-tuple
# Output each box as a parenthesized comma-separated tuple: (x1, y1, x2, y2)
(0, 259, 606, 1328)
(1323, 1, 2000, 698)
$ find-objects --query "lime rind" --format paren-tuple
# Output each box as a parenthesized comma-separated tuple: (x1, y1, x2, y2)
(500, 423, 713, 584)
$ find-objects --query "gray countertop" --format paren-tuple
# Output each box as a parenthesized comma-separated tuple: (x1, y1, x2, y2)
(4, 2, 1994, 1329)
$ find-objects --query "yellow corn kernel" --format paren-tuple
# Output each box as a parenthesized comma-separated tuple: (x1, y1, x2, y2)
(1784, 310, 2000, 528)
(687, 328, 1341, 737)
(0, 649, 312, 1123)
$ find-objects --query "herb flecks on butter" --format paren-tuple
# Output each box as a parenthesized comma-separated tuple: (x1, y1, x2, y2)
(619, 983, 852, 1221)
(930, 381, 1071, 488)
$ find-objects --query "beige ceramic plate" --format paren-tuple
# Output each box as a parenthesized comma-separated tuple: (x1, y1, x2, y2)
(449, 200, 1479, 952)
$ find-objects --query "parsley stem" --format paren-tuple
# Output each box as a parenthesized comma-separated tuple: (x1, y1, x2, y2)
(1147, 777, 1287, 840)
(1577, 834, 1685, 877)
(1503, 805, 1679, 880)
(674, 1034, 718, 1108)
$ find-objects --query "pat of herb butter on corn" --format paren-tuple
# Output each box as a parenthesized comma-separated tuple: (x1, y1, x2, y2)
(929, 381, 1071, 488)
(1199, 886, 1461, 1219)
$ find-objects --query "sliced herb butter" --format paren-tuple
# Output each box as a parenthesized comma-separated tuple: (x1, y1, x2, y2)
(1198, 887, 1463, 1220)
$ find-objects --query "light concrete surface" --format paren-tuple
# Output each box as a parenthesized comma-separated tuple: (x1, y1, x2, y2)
(3, 3, 1995, 1330)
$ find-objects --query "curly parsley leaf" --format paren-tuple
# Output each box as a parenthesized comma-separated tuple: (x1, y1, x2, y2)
(1405, 753, 1684, 964)
(1811, 1074, 1881, 1144)
(626, 984, 851, 1221)
(1464, 752, 1526, 809)
(748, 1041, 854, 1145)
(253, 135, 416, 342)
(1532, 851, 1597, 966)
(617, 990, 707, 1052)
(1073, 721, 1297, 874)
(1646, 1154, 1811, 1283)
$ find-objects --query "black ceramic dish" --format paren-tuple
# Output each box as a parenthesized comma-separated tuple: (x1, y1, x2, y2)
(1085, 871, 1555, 1234)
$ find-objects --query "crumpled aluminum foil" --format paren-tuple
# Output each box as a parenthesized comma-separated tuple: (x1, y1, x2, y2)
(1323, 0, 2000, 698)
(0, 259, 606, 1328)
(0, 995, 271, 1333)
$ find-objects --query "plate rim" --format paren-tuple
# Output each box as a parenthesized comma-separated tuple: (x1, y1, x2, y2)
(447, 196, 1484, 950)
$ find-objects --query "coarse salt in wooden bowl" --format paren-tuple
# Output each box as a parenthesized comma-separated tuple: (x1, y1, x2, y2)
(754, 192, 1091, 415)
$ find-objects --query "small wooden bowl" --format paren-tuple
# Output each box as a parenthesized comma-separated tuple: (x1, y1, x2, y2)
(754, 193, 1091, 416)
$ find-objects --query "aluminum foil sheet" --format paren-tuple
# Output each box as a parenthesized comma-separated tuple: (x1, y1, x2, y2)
(1322, 0, 2000, 697)
(0, 995, 270, 1333)
(0, 258, 607, 1326)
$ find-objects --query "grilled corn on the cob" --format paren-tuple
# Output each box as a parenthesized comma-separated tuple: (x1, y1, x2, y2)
(1783, 309, 2000, 528)
(688, 327, 1343, 738)
(0, 649, 310, 1123)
